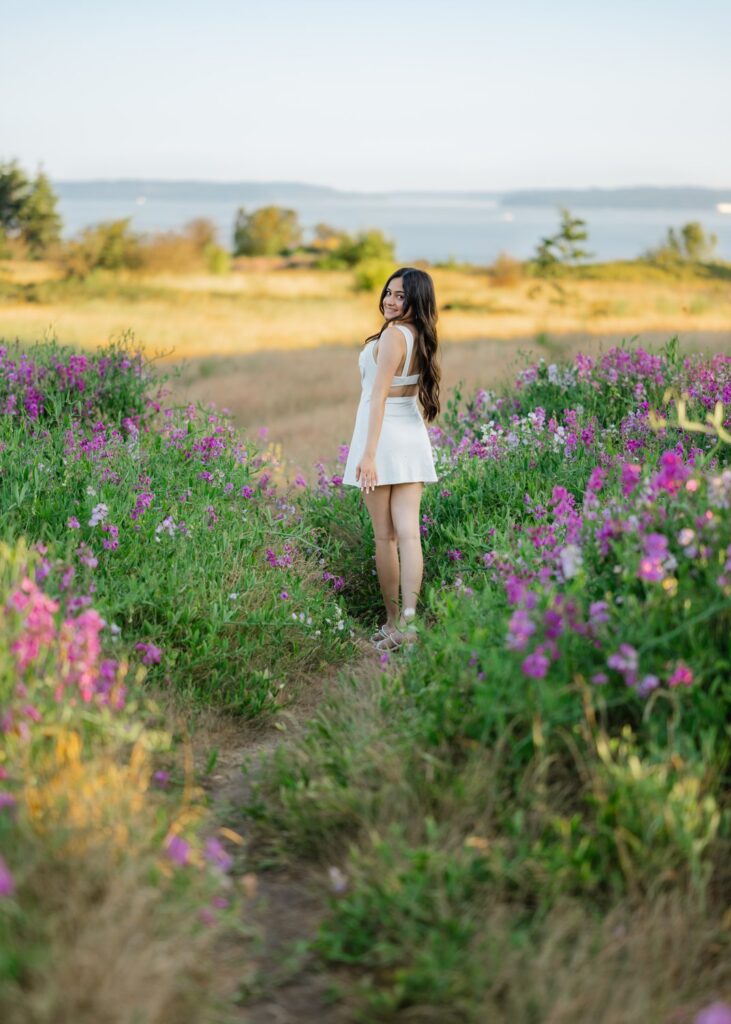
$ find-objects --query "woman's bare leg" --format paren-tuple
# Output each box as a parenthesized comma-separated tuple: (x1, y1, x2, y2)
(363, 484, 399, 626)
(390, 482, 424, 618)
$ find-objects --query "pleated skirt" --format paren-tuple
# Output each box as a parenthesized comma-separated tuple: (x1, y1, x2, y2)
(342, 395, 438, 487)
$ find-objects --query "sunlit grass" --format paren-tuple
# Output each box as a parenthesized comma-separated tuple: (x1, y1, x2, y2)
(0, 261, 729, 360)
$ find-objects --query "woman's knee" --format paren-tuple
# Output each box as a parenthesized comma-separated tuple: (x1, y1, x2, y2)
(394, 526, 421, 545)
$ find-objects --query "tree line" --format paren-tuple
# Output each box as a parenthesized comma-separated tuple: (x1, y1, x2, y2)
(0, 159, 721, 281)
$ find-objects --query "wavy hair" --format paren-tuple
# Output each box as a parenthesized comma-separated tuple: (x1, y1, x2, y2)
(364, 267, 441, 422)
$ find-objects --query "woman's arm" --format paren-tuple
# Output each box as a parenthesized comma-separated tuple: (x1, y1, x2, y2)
(356, 327, 406, 492)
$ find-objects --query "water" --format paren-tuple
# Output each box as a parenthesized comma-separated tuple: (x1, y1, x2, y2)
(55, 192, 731, 264)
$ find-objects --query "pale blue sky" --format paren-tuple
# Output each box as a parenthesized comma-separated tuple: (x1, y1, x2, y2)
(2, 0, 729, 191)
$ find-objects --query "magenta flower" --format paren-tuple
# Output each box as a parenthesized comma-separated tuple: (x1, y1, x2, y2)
(165, 834, 190, 867)
(653, 450, 690, 495)
(637, 674, 660, 697)
(588, 601, 609, 626)
(668, 662, 694, 688)
(506, 609, 536, 651)
(621, 462, 642, 497)
(447, 549, 463, 561)
(67, 516, 80, 529)
(135, 641, 162, 666)
(695, 1004, 731, 1024)
(522, 649, 550, 679)
(607, 644, 639, 688)
(203, 837, 233, 874)
(0, 855, 15, 898)
(638, 532, 669, 583)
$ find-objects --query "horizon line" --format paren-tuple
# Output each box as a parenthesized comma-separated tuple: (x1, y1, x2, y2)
(50, 178, 731, 194)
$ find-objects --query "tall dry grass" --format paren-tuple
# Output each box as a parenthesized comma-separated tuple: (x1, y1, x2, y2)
(0, 262, 729, 360)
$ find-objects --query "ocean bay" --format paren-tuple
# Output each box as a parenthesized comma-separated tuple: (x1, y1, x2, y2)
(54, 190, 731, 264)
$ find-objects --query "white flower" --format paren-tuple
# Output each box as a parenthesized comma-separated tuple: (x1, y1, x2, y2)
(88, 502, 109, 527)
(559, 543, 583, 579)
(155, 516, 177, 538)
(228, 593, 239, 601)
(327, 866, 348, 894)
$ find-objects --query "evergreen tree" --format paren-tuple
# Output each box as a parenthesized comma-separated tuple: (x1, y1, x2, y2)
(0, 160, 31, 234)
(19, 171, 62, 257)
(534, 207, 593, 274)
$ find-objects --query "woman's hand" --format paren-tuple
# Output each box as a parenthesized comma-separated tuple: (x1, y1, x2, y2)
(355, 453, 378, 493)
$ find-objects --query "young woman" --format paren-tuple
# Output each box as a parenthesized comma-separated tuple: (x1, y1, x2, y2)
(342, 267, 441, 652)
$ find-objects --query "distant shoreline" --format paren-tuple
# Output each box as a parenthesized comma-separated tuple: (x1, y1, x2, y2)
(52, 180, 731, 210)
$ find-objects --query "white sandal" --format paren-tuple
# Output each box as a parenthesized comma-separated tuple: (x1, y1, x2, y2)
(369, 623, 397, 646)
(374, 612, 418, 653)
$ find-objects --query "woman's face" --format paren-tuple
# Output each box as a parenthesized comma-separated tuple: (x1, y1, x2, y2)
(383, 277, 405, 319)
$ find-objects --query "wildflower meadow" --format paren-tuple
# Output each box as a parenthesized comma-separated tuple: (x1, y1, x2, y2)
(0, 334, 729, 1023)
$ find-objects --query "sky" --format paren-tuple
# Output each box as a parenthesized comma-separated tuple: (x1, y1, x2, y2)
(2, 0, 730, 192)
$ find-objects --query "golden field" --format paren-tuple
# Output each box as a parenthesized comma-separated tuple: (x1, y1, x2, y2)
(1, 258, 729, 479)
(1, 259, 730, 359)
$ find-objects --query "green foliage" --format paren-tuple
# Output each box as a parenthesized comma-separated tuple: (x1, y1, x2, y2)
(63, 219, 144, 278)
(0, 337, 356, 715)
(0, 160, 31, 234)
(248, 339, 731, 1018)
(313, 227, 396, 271)
(232, 205, 302, 257)
(534, 207, 593, 276)
(0, 160, 62, 257)
(353, 257, 395, 292)
(204, 243, 231, 274)
(317, 827, 491, 1014)
(16, 171, 62, 258)
(644, 220, 719, 264)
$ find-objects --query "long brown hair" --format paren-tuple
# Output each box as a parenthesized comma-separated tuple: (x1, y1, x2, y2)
(364, 267, 441, 422)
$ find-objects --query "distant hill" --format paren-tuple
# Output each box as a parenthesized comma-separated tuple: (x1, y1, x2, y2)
(500, 186, 731, 208)
(52, 180, 731, 209)
(53, 180, 344, 202)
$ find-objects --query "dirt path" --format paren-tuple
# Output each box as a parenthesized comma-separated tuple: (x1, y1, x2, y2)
(189, 647, 381, 1023)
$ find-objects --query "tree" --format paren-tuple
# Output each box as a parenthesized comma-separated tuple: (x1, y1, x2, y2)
(63, 219, 143, 277)
(335, 228, 395, 267)
(643, 221, 718, 264)
(19, 171, 62, 257)
(0, 160, 31, 235)
(184, 218, 218, 252)
(310, 222, 348, 252)
(534, 207, 593, 275)
(0, 161, 63, 258)
(233, 205, 302, 257)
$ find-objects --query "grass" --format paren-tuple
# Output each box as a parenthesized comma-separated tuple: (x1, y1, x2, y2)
(0, 259, 730, 360)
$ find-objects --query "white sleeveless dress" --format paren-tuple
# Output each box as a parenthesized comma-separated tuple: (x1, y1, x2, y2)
(342, 323, 438, 487)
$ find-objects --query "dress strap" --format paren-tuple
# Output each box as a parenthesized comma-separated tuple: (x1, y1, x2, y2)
(394, 324, 415, 376)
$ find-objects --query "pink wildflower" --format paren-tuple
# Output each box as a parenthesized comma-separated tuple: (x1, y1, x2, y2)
(522, 649, 550, 679)
(165, 834, 190, 867)
(668, 662, 694, 688)
(0, 856, 14, 897)
(506, 609, 536, 651)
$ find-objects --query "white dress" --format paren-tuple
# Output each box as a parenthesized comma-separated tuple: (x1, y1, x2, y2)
(342, 323, 438, 487)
